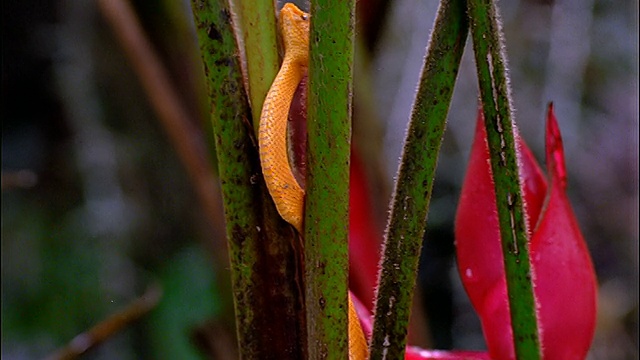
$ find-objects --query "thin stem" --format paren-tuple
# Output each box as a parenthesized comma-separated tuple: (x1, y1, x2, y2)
(98, 0, 224, 250)
(44, 285, 162, 360)
(466, 0, 542, 358)
(369, 0, 468, 358)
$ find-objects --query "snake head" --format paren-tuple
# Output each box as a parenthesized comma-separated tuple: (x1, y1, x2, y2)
(278, 3, 310, 67)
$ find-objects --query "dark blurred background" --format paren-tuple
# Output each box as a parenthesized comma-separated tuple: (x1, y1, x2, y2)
(2, 0, 637, 359)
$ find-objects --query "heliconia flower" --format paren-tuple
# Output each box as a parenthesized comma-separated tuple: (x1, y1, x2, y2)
(455, 104, 598, 359)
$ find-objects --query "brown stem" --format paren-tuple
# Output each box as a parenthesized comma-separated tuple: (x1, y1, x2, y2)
(43, 284, 162, 360)
(97, 0, 226, 250)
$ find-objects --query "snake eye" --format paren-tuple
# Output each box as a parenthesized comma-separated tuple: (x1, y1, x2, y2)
(301, 14, 308, 21)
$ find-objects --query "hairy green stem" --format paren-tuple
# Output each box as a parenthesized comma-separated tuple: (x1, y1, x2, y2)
(369, 0, 468, 358)
(467, 0, 542, 358)
(304, 0, 355, 358)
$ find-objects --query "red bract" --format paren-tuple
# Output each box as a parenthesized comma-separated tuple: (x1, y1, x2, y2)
(405, 348, 491, 360)
(455, 105, 597, 359)
(349, 152, 382, 311)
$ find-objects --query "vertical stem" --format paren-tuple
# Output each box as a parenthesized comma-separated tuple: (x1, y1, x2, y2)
(368, 0, 468, 358)
(304, 0, 355, 358)
(236, 0, 279, 132)
(467, 0, 542, 358)
(190, 0, 306, 357)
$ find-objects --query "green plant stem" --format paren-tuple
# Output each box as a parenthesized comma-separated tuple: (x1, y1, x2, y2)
(466, 0, 542, 358)
(369, 0, 467, 358)
(190, 1, 306, 357)
(304, 0, 355, 358)
(235, 0, 279, 132)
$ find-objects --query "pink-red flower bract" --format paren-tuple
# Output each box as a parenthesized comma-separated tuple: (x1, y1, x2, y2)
(454, 105, 597, 359)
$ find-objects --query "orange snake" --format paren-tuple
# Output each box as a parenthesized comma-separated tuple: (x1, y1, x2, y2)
(258, 3, 368, 359)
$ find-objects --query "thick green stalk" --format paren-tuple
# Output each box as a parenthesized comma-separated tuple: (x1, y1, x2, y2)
(236, 0, 279, 132)
(304, 0, 355, 358)
(369, 0, 468, 358)
(190, 1, 305, 357)
(467, 0, 542, 358)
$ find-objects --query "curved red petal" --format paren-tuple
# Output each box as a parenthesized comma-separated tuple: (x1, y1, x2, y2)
(545, 103, 567, 190)
(518, 133, 547, 230)
(350, 290, 373, 339)
(454, 110, 542, 359)
(528, 105, 597, 358)
(455, 109, 546, 310)
(455, 107, 597, 359)
(349, 151, 382, 311)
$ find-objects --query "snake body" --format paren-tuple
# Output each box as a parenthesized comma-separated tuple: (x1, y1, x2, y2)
(258, 4, 368, 359)
(259, 3, 308, 233)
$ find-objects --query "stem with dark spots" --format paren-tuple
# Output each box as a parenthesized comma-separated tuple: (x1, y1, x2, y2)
(467, 0, 542, 358)
(369, 0, 468, 358)
(304, 0, 355, 358)
(190, 0, 306, 357)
